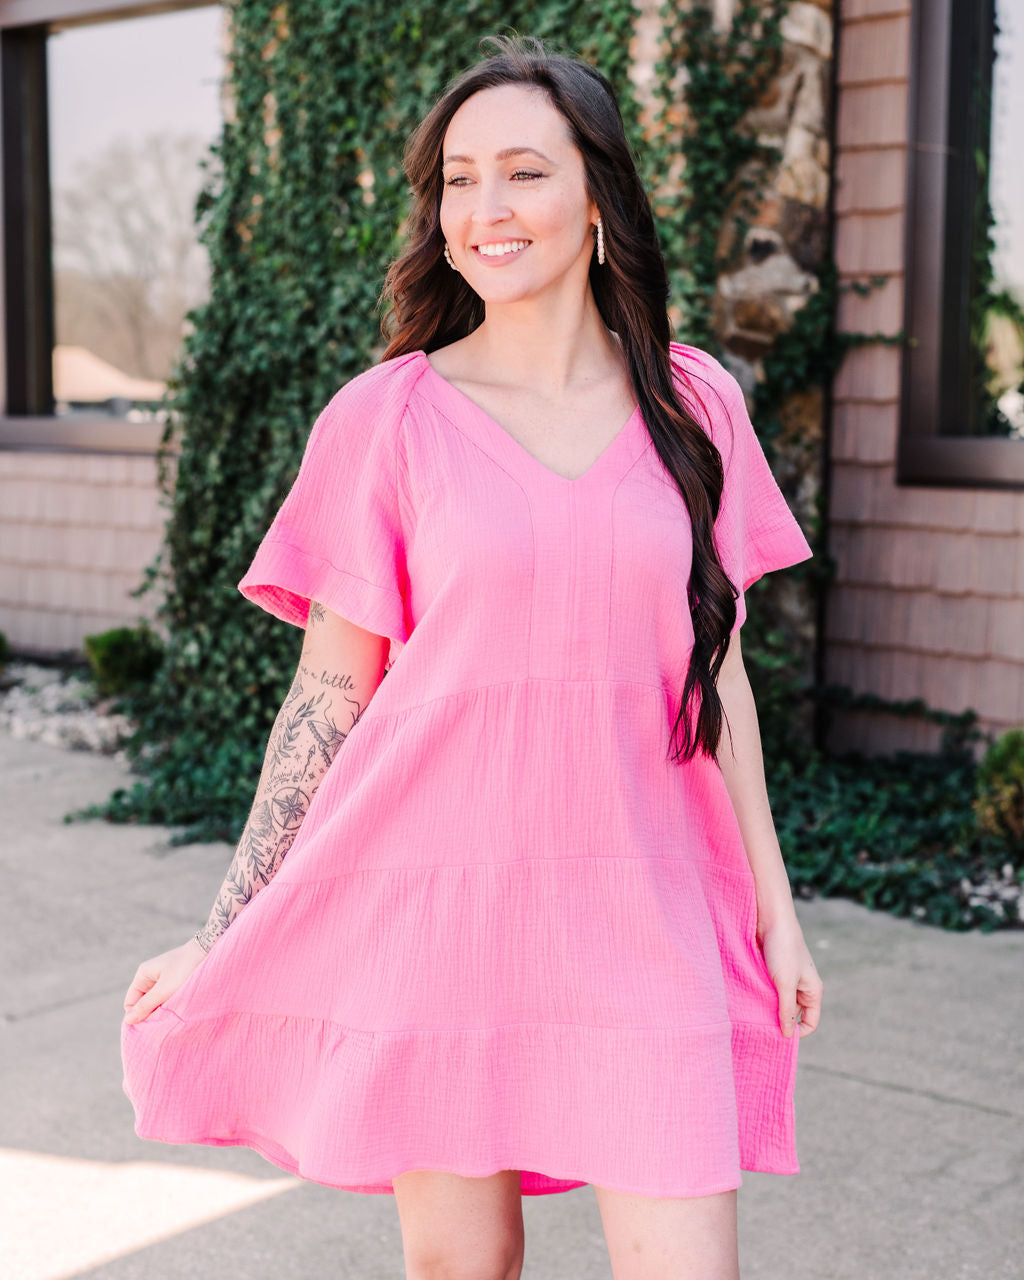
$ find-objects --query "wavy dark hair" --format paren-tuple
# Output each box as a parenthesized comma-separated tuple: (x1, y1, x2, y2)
(378, 33, 739, 763)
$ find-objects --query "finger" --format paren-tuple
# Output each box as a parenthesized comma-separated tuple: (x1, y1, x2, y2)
(797, 1006, 820, 1036)
(124, 967, 157, 1008)
(796, 981, 824, 1036)
(124, 984, 166, 1025)
(776, 981, 798, 1038)
(123, 978, 153, 1010)
(795, 997, 819, 1035)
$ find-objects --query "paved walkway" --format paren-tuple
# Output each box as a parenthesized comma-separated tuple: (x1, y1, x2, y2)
(1, 731, 1021, 1279)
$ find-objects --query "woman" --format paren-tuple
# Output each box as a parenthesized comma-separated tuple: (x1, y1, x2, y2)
(123, 33, 823, 1280)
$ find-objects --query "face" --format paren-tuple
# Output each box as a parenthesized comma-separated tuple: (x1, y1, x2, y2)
(439, 83, 599, 303)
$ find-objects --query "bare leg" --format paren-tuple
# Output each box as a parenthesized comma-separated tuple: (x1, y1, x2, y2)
(593, 1184, 740, 1280)
(393, 1168, 525, 1280)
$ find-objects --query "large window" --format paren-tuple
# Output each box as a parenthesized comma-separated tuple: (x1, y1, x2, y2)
(900, 0, 1024, 486)
(0, 0, 224, 451)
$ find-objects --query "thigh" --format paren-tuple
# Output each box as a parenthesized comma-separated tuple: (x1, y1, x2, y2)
(392, 1168, 525, 1280)
(593, 1183, 740, 1280)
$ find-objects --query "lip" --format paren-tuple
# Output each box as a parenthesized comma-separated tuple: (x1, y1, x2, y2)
(471, 240, 531, 264)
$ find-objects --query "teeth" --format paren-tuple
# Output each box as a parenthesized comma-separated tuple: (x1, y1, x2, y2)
(476, 240, 530, 257)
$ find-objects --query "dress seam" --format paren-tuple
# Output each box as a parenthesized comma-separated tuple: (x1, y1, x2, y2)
(361, 675, 670, 723)
(266, 853, 758, 886)
(605, 442, 660, 680)
(253, 534, 406, 603)
(160, 1008, 742, 1035)
(412, 388, 539, 501)
(566, 486, 576, 675)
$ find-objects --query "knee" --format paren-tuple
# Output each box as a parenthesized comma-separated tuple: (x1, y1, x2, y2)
(404, 1233, 524, 1280)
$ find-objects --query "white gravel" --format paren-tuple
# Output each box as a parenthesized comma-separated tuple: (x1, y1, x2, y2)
(0, 661, 132, 756)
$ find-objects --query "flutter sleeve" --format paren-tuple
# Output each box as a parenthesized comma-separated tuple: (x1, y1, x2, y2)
(700, 357, 813, 635)
(237, 360, 412, 645)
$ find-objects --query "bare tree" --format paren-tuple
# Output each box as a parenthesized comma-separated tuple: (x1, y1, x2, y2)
(53, 130, 216, 381)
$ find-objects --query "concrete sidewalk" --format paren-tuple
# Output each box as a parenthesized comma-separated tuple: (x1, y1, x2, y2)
(1, 730, 1021, 1280)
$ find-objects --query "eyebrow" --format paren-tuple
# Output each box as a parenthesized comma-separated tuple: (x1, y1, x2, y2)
(441, 146, 553, 167)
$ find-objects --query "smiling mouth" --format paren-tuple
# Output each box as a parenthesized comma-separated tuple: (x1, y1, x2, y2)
(473, 240, 532, 258)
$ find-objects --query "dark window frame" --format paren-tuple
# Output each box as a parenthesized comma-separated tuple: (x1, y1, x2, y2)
(899, 0, 1024, 488)
(0, 0, 214, 455)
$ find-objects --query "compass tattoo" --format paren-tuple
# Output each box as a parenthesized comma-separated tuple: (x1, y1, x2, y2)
(196, 619, 370, 952)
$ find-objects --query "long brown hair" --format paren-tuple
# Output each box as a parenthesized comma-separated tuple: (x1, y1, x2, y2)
(378, 33, 738, 764)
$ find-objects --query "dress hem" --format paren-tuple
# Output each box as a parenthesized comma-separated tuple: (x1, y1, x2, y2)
(129, 1116, 796, 1198)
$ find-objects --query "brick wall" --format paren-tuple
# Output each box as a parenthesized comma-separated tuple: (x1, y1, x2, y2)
(828, 0, 1024, 755)
(0, 451, 165, 655)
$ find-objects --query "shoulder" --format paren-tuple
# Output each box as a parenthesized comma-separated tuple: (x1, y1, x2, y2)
(667, 342, 750, 471)
(324, 348, 427, 419)
(668, 342, 743, 413)
(309, 350, 428, 459)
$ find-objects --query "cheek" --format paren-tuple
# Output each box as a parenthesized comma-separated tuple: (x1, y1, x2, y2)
(438, 191, 468, 233)
(533, 189, 592, 245)
(438, 199, 456, 236)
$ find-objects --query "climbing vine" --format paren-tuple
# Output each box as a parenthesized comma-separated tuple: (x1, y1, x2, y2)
(647, 0, 822, 747)
(649, 0, 788, 346)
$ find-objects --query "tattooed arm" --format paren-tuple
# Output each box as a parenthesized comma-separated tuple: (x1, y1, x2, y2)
(124, 600, 390, 1023)
(195, 601, 385, 948)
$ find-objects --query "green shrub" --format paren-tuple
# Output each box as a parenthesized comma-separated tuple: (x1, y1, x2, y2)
(767, 733, 1023, 932)
(974, 729, 1024, 845)
(0, 630, 9, 672)
(83, 625, 164, 698)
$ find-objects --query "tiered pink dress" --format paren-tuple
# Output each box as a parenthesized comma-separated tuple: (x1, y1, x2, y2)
(122, 341, 813, 1198)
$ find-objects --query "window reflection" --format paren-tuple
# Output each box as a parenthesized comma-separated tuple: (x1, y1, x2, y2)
(47, 5, 225, 420)
(972, 0, 1024, 439)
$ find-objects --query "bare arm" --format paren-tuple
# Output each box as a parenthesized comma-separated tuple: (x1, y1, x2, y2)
(196, 600, 390, 950)
(124, 600, 389, 1023)
(714, 631, 824, 1037)
(713, 630, 798, 938)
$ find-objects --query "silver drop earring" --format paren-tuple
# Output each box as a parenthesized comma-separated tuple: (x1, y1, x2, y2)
(444, 243, 460, 273)
(596, 215, 605, 266)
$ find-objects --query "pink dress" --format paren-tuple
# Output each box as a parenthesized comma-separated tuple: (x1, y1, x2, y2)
(122, 341, 813, 1198)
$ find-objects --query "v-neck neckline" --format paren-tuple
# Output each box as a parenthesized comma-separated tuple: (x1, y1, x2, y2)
(415, 350, 647, 487)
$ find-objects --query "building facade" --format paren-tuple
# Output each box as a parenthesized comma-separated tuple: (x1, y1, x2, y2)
(1, 0, 1021, 755)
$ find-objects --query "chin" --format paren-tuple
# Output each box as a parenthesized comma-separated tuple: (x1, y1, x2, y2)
(470, 284, 539, 304)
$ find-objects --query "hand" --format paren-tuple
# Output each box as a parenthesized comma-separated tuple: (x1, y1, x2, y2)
(123, 936, 208, 1025)
(757, 914, 824, 1039)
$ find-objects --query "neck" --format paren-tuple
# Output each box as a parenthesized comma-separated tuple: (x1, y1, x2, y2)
(464, 291, 624, 396)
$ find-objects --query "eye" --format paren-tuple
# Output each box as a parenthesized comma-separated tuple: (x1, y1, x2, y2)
(443, 169, 544, 187)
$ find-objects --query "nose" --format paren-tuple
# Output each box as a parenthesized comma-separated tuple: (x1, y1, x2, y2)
(470, 177, 513, 225)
